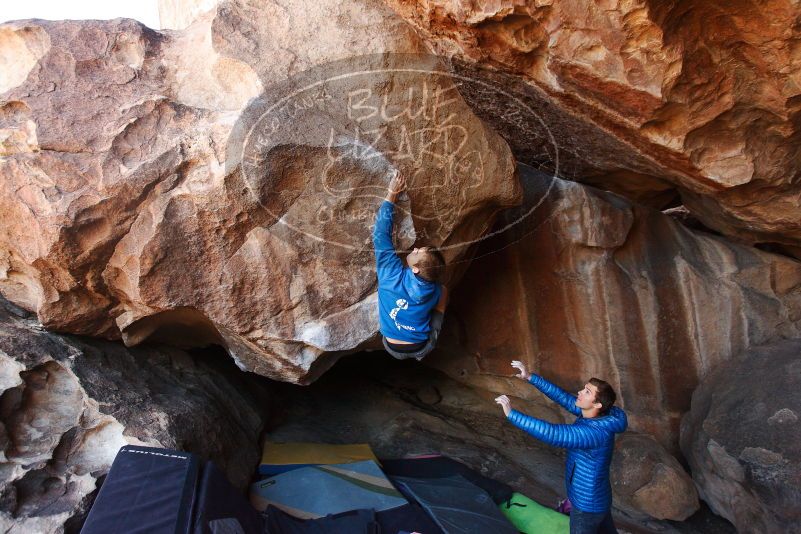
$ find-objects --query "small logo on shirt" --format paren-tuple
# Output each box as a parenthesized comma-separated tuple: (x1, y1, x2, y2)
(389, 298, 416, 331)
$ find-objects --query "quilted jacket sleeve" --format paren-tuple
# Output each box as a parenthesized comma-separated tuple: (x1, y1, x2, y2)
(529, 374, 581, 416)
(507, 410, 606, 449)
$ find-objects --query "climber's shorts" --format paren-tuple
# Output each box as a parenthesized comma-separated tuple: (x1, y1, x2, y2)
(382, 310, 444, 361)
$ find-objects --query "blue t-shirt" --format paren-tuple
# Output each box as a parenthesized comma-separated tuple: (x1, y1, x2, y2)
(373, 200, 441, 343)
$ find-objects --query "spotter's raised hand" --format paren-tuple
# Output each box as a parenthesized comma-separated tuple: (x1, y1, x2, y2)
(511, 360, 531, 381)
(495, 394, 512, 417)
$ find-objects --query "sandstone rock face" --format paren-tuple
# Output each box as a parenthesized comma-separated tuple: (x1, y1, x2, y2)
(680, 339, 801, 534)
(383, 0, 801, 255)
(0, 1, 520, 382)
(612, 432, 698, 521)
(159, 0, 219, 30)
(0, 297, 264, 533)
(435, 165, 801, 448)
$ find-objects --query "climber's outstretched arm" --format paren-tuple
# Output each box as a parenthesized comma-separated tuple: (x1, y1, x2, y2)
(511, 361, 581, 416)
(374, 172, 407, 283)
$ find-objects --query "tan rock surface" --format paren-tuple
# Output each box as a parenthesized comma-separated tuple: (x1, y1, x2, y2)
(612, 432, 699, 521)
(382, 0, 801, 255)
(434, 165, 801, 448)
(0, 2, 520, 382)
(159, 0, 219, 30)
(0, 297, 264, 533)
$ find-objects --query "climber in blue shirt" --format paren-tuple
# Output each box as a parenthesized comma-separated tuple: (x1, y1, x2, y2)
(496, 361, 627, 534)
(374, 171, 447, 360)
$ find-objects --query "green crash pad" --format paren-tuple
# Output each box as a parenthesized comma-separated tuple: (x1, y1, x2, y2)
(499, 492, 569, 534)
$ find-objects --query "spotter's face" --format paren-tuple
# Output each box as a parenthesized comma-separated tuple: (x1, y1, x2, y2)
(575, 382, 600, 411)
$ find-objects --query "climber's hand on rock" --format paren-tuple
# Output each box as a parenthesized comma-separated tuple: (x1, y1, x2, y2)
(495, 394, 512, 417)
(387, 171, 406, 202)
(511, 360, 530, 381)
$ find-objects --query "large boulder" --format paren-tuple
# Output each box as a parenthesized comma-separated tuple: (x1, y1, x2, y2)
(165, 1, 801, 254)
(680, 339, 801, 534)
(434, 165, 801, 448)
(0, 0, 520, 382)
(383, 0, 801, 256)
(612, 432, 698, 521)
(0, 296, 265, 533)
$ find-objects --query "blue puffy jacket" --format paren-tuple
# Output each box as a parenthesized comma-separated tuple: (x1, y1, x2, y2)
(507, 374, 627, 513)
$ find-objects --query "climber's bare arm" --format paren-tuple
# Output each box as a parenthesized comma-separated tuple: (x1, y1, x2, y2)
(435, 285, 448, 313)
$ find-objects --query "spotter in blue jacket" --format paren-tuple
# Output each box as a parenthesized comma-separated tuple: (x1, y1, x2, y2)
(507, 374, 627, 514)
